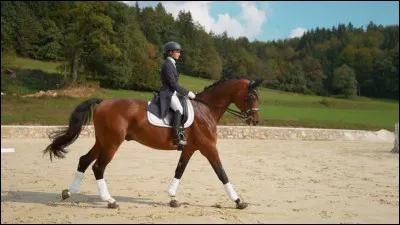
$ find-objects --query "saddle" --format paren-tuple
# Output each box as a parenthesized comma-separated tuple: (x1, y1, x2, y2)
(147, 92, 194, 128)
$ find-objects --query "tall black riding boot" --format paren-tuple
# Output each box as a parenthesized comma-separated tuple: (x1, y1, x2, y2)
(172, 110, 187, 147)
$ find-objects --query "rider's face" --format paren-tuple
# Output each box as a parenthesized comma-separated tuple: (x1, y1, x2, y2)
(171, 50, 181, 60)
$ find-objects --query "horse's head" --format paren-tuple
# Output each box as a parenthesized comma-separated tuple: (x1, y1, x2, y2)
(233, 78, 263, 126)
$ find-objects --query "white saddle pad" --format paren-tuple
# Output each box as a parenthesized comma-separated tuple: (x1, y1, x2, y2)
(147, 99, 194, 128)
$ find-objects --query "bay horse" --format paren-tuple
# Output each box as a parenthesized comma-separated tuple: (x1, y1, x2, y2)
(43, 76, 263, 209)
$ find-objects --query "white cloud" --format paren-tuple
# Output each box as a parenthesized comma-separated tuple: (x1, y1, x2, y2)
(123, 1, 270, 41)
(123, 1, 158, 8)
(290, 27, 307, 38)
(240, 2, 267, 39)
(163, 1, 214, 32)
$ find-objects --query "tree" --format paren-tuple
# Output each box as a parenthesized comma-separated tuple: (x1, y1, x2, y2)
(337, 45, 356, 65)
(353, 48, 373, 96)
(347, 22, 354, 32)
(135, 1, 140, 14)
(333, 64, 358, 97)
(1, 16, 16, 69)
(64, 2, 121, 82)
(1, 1, 398, 99)
(187, 25, 223, 79)
(14, 2, 43, 58)
(89, 2, 160, 91)
(138, 7, 162, 49)
(301, 56, 326, 94)
(37, 19, 63, 60)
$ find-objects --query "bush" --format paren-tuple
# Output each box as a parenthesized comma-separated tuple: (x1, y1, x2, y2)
(319, 98, 337, 107)
(1, 68, 63, 95)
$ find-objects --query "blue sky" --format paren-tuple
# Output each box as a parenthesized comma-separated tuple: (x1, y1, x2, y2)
(123, 1, 399, 42)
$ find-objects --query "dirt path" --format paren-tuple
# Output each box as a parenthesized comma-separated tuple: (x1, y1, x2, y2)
(1, 138, 398, 224)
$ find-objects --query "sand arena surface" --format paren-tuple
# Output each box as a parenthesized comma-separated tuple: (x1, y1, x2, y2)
(1, 138, 399, 224)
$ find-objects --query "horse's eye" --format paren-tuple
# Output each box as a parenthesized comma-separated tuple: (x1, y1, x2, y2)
(247, 95, 255, 103)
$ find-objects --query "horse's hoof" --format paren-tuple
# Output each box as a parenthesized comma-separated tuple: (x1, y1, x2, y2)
(236, 201, 248, 209)
(61, 189, 70, 200)
(169, 199, 180, 208)
(108, 202, 119, 209)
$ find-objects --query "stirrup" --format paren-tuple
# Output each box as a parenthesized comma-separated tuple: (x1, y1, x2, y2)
(173, 138, 187, 146)
(178, 132, 187, 145)
(173, 134, 186, 148)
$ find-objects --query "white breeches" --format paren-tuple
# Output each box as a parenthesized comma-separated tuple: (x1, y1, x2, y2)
(170, 91, 183, 114)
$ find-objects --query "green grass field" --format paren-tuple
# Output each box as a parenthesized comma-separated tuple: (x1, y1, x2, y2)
(1, 57, 398, 131)
(13, 57, 64, 74)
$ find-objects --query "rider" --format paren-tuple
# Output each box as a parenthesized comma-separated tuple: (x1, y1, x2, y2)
(146, 41, 196, 148)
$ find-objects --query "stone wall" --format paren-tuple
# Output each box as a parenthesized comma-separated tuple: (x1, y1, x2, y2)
(1, 125, 394, 142)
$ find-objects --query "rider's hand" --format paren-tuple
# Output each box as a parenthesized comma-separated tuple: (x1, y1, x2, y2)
(188, 91, 196, 99)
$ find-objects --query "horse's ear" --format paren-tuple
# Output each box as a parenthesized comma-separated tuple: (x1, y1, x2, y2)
(251, 79, 264, 88)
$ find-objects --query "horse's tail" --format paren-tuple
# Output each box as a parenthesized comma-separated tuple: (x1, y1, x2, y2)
(43, 98, 103, 161)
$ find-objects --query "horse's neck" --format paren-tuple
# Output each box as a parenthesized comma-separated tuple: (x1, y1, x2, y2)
(198, 83, 237, 122)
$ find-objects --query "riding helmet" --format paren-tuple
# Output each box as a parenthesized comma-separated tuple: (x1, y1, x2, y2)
(164, 41, 182, 53)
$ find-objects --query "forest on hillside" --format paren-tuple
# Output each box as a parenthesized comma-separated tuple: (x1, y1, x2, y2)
(1, 1, 399, 99)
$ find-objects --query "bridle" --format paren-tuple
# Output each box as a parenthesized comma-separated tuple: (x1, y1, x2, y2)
(193, 82, 260, 122)
(243, 87, 260, 122)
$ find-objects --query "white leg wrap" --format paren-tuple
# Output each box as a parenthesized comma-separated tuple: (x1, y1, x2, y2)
(96, 179, 115, 203)
(168, 178, 180, 197)
(224, 183, 239, 202)
(68, 171, 84, 194)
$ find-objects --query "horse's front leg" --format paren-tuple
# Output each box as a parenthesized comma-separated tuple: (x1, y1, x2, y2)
(168, 149, 195, 207)
(200, 146, 248, 209)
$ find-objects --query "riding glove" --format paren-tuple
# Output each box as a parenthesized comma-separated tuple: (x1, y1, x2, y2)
(188, 91, 196, 99)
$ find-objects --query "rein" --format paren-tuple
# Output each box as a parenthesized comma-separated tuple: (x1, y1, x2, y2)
(193, 97, 257, 121)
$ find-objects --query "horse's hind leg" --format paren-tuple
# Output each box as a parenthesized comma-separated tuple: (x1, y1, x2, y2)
(168, 149, 195, 207)
(62, 140, 101, 200)
(92, 138, 124, 209)
(200, 146, 248, 209)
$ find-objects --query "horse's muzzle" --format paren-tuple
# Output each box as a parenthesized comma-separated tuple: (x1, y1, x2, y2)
(246, 118, 258, 126)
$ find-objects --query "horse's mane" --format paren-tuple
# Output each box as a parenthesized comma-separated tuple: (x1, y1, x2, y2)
(201, 76, 252, 93)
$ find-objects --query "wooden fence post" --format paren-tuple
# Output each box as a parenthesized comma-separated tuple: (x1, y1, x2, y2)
(391, 123, 399, 153)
